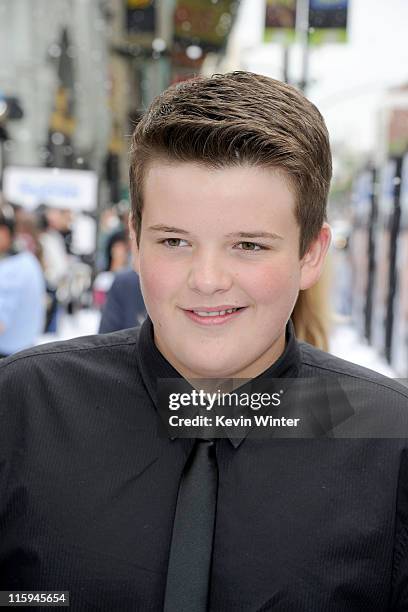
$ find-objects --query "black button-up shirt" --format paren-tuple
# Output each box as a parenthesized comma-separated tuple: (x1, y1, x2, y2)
(1, 318, 408, 610)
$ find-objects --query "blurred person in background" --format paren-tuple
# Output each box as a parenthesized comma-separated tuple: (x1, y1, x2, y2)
(96, 206, 123, 271)
(12, 205, 43, 260)
(105, 229, 129, 273)
(291, 260, 332, 351)
(0, 206, 45, 358)
(36, 205, 70, 332)
(59, 209, 74, 255)
(331, 224, 352, 318)
(98, 268, 146, 333)
(93, 229, 130, 309)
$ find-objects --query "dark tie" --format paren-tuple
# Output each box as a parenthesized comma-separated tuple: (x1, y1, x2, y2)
(163, 438, 218, 612)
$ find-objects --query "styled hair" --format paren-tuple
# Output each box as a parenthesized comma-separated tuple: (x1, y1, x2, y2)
(129, 71, 332, 257)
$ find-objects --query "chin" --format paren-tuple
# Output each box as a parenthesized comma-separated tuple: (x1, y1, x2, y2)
(189, 366, 223, 379)
(186, 360, 238, 380)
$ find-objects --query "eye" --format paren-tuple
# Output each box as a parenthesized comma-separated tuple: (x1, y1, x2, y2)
(235, 241, 265, 251)
(160, 238, 190, 248)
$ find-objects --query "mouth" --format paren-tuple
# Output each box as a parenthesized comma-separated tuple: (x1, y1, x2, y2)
(181, 306, 247, 325)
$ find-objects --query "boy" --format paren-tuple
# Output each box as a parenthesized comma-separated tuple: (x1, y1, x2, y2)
(1, 71, 408, 611)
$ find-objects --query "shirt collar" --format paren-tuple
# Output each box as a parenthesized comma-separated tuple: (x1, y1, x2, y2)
(136, 316, 301, 448)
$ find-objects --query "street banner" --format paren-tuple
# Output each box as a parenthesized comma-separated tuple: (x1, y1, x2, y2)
(126, 0, 156, 41)
(264, 0, 296, 44)
(308, 0, 348, 44)
(3, 166, 98, 212)
(174, 0, 239, 52)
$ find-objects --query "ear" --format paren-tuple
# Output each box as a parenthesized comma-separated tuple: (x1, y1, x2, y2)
(299, 223, 331, 291)
(128, 213, 140, 275)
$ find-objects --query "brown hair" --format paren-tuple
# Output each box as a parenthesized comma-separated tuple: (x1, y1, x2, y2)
(129, 71, 332, 257)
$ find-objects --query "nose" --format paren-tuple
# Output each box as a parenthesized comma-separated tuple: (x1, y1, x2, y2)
(187, 248, 233, 295)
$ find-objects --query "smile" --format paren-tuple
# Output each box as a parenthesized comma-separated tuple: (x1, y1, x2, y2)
(193, 308, 240, 317)
(182, 306, 246, 326)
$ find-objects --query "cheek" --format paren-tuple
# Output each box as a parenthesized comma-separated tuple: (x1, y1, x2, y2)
(139, 255, 180, 308)
(240, 260, 300, 305)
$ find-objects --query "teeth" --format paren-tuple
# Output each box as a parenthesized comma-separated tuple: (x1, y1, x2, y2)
(194, 308, 238, 317)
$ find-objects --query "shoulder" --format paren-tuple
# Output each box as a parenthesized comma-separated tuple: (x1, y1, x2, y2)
(0, 327, 142, 380)
(19, 251, 43, 274)
(0, 251, 41, 279)
(299, 341, 408, 401)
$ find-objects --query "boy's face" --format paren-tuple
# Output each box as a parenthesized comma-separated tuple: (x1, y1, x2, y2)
(131, 162, 330, 380)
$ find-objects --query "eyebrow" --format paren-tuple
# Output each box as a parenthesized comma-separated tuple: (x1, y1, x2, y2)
(148, 224, 190, 235)
(147, 225, 284, 241)
(225, 231, 284, 241)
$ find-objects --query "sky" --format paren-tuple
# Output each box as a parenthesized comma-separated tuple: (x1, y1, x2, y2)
(232, 0, 408, 154)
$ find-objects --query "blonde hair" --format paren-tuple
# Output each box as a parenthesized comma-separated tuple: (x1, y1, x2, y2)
(291, 258, 332, 351)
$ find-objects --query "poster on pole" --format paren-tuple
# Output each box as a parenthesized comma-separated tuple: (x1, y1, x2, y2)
(125, 0, 156, 46)
(174, 0, 239, 53)
(308, 0, 349, 44)
(264, 0, 297, 44)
